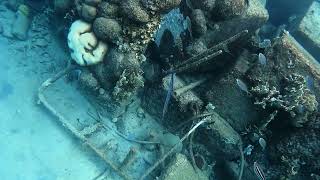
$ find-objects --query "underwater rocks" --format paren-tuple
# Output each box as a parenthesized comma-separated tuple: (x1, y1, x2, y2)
(93, 17, 122, 43)
(81, 3, 97, 22)
(53, 0, 73, 14)
(190, 9, 207, 37)
(121, 0, 182, 23)
(79, 69, 100, 92)
(97, 2, 120, 18)
(206, 0, 268, 46)
(112, 68, 144, 102)
(69, 0, 180, 108)
(107, 49, 140, 78)
(160, 153, 209, 180)
(289, 1, 320, 60)
(188, 0, 216, 12)
(89, 48, 141, 93)
(121, 0, 150, 23)
(184, 0, 268, 49)
(34, 37, 48, 48)
(214, 0, 247, 19)
(174, 0, 268, 73)
(75, 0, 103, 22)
(269, 117, 320, 179)
(141, 0, 182, 12)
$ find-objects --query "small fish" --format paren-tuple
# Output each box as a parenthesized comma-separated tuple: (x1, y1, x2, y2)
(258, 138, 267, 150)
(288, 15, 297, 23)
(258, 53, 267, 65)
(253, 162, 266, 180)
(162, 70, 175, 121)
(236, 79, 250, 95)
(305, 75, 314, 92)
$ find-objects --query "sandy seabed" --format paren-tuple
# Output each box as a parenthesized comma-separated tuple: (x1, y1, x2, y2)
(0, 4, 107, 180)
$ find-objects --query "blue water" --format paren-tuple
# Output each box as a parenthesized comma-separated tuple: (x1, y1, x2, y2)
(0, 80, 13, 100)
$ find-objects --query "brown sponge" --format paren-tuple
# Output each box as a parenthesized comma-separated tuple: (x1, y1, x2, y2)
(93, 17, 122, 43)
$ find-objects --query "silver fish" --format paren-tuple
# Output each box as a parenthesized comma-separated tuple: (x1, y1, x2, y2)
(305, 75, 314, 92)
(236, 79, 249, 94)
(258, 53, 267, 65)
(258, 138, 267, 150)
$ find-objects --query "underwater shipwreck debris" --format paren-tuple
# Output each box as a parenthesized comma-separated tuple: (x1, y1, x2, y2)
(173, 78, 207, 97)
(119, 147, 137, 172)
(163, 29, 249, 75)
(37, 63, 131, 180)
(181, 0, 268, 52)
(140, 117, 213, 180)
(289, 1, 320, 59)
(253, 161, 266, 180)
(249, 32, 319, 128)
(201, 111, 243, 160)
(32, 0, 320, 179)
(154, 0, 267, 137)
(159, 153, 209, 180)
(87, 109, 160, 145)
(240, 29, 320, 179)
(161, 69, 175, 121)
(143, 74, 204, 127)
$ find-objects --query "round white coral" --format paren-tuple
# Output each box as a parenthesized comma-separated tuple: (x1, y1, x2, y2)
(67, 20, 108, 66)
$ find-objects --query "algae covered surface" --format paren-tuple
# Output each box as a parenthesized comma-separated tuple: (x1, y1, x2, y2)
(1, 0, 320, 180)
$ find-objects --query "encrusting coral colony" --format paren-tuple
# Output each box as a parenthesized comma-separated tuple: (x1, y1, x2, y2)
(34, 0, 320, 179)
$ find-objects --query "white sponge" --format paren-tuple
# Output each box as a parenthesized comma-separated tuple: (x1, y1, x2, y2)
(67, 20, 108, 66)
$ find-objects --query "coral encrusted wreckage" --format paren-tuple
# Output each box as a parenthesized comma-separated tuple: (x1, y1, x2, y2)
(35, 0, 320, 179)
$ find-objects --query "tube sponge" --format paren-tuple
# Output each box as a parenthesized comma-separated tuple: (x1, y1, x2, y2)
(67, 20, 108, 66)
